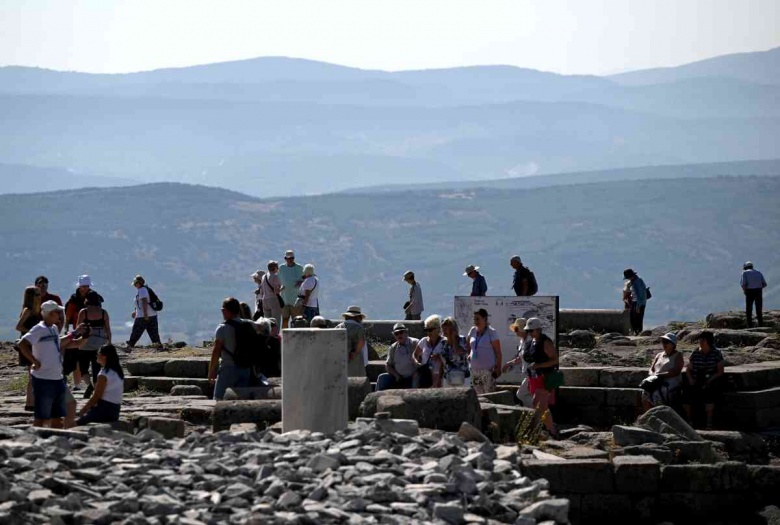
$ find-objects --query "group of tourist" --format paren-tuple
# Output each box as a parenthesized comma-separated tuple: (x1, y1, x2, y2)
(13, 273, 165, 427)
(641, 330, 725, 429)
(372, 309, 561, 438)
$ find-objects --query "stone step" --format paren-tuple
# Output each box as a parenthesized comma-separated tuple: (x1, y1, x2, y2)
(555, 386, 642, 427)
(128, 376, 213, 397)
(366, 361, 385, 383)
(724, 361, 780, 391)
(719, 387, 780, 430)
(126, 358, 211, 378)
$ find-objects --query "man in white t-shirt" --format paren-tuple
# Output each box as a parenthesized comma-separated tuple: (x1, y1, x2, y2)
(127, 275, 162, 350)
(18, 300, 88, 427)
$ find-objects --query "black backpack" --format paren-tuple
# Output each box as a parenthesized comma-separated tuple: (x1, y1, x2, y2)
(144, 286, 164, 311)
(224, 319, 263, 368)
(526, 268, 539, 296)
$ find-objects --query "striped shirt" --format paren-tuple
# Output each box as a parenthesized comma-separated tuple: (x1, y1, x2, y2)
(689, 348, 723, 379)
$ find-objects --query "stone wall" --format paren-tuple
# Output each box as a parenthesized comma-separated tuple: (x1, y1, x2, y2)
(522, 457, 780, 524)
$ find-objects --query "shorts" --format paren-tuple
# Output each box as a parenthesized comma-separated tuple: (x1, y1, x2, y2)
(528, 376, 556, 405)
(31, 376, 67, 420)
(282, 304, 303, 319)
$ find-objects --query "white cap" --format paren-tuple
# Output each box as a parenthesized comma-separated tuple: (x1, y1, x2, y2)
(41, 300, 64, 315)
(523, 317, 544, 331)
(77, 275, 92, 287)
(284, 250, 295, 259)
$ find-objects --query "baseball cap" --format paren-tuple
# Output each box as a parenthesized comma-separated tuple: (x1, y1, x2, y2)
(523, 317, 544, 331)
(41, 300, 64, 315)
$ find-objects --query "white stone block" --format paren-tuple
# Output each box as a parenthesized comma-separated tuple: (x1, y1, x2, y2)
(282, 328, 348, 434)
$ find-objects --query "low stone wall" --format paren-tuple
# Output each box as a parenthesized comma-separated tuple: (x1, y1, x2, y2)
(559, 309, 630, 335)
(522, 457, 780, 524)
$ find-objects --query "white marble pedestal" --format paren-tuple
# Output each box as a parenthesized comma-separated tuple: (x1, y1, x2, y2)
(282, 328, 348, 434)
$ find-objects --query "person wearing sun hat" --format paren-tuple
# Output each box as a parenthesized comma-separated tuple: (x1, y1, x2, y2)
(641, 332, 684, 412)
(464, 265, 488, 297)
(336, 305, 367, 377)
(502, 317, 534, 407)
(521, 317, 560, 438)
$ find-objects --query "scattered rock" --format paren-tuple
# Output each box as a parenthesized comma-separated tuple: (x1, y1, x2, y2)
(612, 425, 666, 447)
(170, 385, 203, 396)
(635, 405, 701, 442)
(457, 422, 489, 443)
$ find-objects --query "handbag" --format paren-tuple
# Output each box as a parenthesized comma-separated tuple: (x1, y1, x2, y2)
(295, 277, 317, 309)
(639, 375, 663, 392)
(543, 369, 565, 390)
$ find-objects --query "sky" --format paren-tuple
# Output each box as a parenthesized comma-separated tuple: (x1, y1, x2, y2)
(1, 0, 778, 75)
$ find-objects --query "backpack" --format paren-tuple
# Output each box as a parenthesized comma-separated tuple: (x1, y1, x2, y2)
(526, 268, 539, 296)
(144, 286, 164, 311)
(223, 319, 263, 368)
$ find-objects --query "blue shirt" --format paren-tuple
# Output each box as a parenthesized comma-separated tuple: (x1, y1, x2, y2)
(471, 273, 488, 296)
(629, 276, 648, 307)
(740, 269, 767, 290)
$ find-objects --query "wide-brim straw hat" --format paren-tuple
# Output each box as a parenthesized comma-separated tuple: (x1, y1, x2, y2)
(341, 305, 365, 319)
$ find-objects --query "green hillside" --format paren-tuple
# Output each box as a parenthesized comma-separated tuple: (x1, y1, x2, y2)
(1, 177, 778, 342)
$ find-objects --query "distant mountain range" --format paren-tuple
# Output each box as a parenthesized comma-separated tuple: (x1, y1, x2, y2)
(0, 47, 778, 197)
(1, 176, 778, 342)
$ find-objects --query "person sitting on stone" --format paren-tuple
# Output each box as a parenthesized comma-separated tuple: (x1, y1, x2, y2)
(641, 332, 684, 412)
(413, 315, 445, 388)
(208, 297, 252, 400)
(376, 323, 420, 391)
(290, 315, 309, 328)
(503, 318, 533, 406)
(438, 317, 470, 388)
(465, 308, 502, 394)
(683, 330, 725, 429)
(522, 317, 559, 438)
(77, 344, 124, 425)
(337, 306, 367, 377)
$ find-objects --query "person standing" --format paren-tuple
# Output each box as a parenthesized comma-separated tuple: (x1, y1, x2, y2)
(279, 250, 304, 328)
(623, 268, 648, 335)
(337, 305, 367, 377)
(65, 275, 100, 332)
(250, 269, 266, 320)
(75, 291, 112, 397)
(510, 256, 536, 296)
(208, 297, 253, 399)
(16, 286, 43, 411)
(34, 276, 63, 317)
(403, 271, 424, 321)
(464, 265, 488, 297)
(126, 275, 162, 350)
(503, 317, 534, 407)
(299, 264, 320, 323)
(741, 261, 768, 328)
(261, 260, 284, 329)
(522, 318, 560, 438)
(17, 301, 88, 428)
(465, 308, 502, 394)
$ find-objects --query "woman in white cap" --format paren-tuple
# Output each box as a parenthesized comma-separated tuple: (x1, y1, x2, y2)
(65, 275, 101, 333)
(522, 317, 560, 438)
(640, 332, 684, 413)
(298, 264, 320, 323)
(337, 306, 366, 377)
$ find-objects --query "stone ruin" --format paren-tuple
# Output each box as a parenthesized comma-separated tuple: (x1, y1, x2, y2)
(1, 309, 779, 524)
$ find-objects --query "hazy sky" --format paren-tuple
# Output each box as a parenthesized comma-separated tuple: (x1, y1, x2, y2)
(1, 0, 778, 75)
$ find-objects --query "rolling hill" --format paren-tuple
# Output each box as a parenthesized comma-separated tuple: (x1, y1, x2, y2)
(1, 176, 777, 342)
